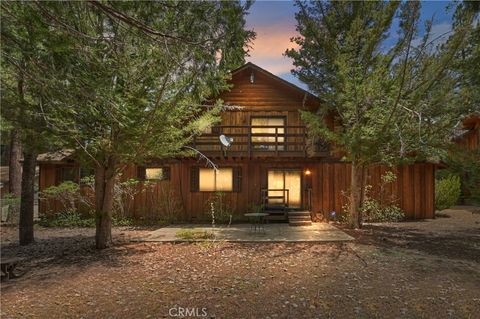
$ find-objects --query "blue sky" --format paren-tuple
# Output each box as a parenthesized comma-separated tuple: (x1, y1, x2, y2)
(245, 1, 455, 90)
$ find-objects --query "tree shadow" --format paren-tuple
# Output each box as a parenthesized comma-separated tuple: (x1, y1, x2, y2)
(0, 234, 153, 289)
(344, 224, 480, 263)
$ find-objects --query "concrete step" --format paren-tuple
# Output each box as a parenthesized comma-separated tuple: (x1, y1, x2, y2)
(288, 216, 311, 221)
(288, 211, 311, 217)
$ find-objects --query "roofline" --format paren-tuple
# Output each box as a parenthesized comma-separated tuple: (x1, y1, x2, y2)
(230, 62, 320, 102)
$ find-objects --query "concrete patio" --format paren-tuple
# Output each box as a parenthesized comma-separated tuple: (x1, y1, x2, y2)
(138, 222, 354, 242)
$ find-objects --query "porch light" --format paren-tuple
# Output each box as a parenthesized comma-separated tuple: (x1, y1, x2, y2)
(305, 169, 311, 176)
(250, 71, 255, 84)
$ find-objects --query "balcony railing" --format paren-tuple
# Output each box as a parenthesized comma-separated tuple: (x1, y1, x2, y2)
(192, 125, 329, 158)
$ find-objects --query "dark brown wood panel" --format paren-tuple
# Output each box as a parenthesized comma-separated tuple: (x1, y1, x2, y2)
(39, 161, 436, 220)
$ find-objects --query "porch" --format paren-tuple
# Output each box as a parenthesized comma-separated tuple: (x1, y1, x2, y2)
(192, 124, 330, 158)
(139, 223, 353, 242)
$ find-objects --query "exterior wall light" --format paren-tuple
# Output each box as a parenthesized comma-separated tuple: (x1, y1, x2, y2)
(250, 71, 255, 84)
(305, 169, 311, 176)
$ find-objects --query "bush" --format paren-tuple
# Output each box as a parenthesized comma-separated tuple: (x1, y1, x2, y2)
(361, 199, 405, 222)
(39, 210, 95, 228)
(41, 181, 81, 213)
(435, 175, 461, 210)
(343, 171, 406, 224)
(438, 148, 480, 206)
(205, 192, 233, 225)
(1, 193, 20, 223)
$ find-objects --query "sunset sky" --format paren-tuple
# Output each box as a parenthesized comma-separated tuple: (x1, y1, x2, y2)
(245, 1, 455, 90)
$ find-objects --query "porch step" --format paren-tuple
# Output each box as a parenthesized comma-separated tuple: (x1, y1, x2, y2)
(288, 211, 311, 217)
(288, 211, 312, 226)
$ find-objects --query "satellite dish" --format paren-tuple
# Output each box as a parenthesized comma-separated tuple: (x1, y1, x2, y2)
(219, 134, 233, 148)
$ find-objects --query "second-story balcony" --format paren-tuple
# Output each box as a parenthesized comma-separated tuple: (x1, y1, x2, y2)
(192, 125, 330, 158)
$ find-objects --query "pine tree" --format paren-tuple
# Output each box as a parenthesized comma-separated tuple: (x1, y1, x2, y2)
(1, 1, 254, 248)
(286, 1, 477, 228)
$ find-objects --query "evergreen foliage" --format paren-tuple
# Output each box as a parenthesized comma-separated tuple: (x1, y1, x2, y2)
(435, 175, 462, 210)
(1, 1, 254, 248)
(286, 1, 478, 227)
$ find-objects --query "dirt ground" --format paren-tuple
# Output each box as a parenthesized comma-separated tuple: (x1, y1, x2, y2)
(1, 207, 479, 319)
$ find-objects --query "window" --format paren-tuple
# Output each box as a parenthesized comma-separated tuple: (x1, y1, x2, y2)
(267, 170, 302, 208)
(57, 167, 78, 184)
(137, 166, 170, 181)
(199, 168, 233, 191)
(146, 168, 164, 180)
(251, 117, 285, 150)
(191, 167, 241, 192)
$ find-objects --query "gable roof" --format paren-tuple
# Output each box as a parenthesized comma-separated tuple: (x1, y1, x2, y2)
(37, 149, 76, 164)
(230, 62, 320, 102)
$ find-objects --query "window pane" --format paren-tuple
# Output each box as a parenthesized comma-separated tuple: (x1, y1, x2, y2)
(146, 168, 163, 180)
(284, 171, 301, 208)
(251, 117, 285, 150)
(199, 168, 233, 191)
(216, 168, 233, 191)
(199, 168, 215, 191)
(267, 170, 285, 205)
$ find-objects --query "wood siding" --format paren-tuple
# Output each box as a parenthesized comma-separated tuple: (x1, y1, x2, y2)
(219, 65, 318, 111)
(455, 128, 479, 150)
(191, 63, 338, 159)
(39, 161, 436, 220)
(38, 64, 436, 221)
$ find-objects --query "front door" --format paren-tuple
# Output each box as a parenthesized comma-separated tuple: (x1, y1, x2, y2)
(267, 169, 302, 208)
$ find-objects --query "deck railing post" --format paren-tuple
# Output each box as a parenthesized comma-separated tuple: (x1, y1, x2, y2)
(193, 125, 308, 158)
(275, 127, 278, 156)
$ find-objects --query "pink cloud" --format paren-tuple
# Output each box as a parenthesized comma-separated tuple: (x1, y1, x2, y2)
(247, 23, 299, 75)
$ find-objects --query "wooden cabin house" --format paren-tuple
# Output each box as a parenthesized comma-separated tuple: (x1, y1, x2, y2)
(38, 63, 436, 223)
(454, 113, 480, 151)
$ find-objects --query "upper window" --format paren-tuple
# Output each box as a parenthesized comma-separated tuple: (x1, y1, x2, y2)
(199, 168, 233, 192)
(251, 117, 285, 151)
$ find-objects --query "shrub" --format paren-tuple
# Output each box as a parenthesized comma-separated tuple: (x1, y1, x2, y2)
(435, 175, 461, 210)
(1, 193, 20, 223)
(152, 184, 182, 223)
(41, 181, 82, 213)
(39, 210, 95, 228)
(439, 148, 480, 206)
(205, 192, 233, 225)
(343, 171, 406, 224)
(361, 199, 405, 222)
(80, 175, 144, 219)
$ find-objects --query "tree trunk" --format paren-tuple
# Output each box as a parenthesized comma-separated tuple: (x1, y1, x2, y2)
(19, 149, 37, 245)
(349, 161, 364, 229)
(94, 157, 116, 249)
(8, 129, 22, 197)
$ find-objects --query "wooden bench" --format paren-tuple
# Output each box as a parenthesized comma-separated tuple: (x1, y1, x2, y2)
(1, 258, 24, 281)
